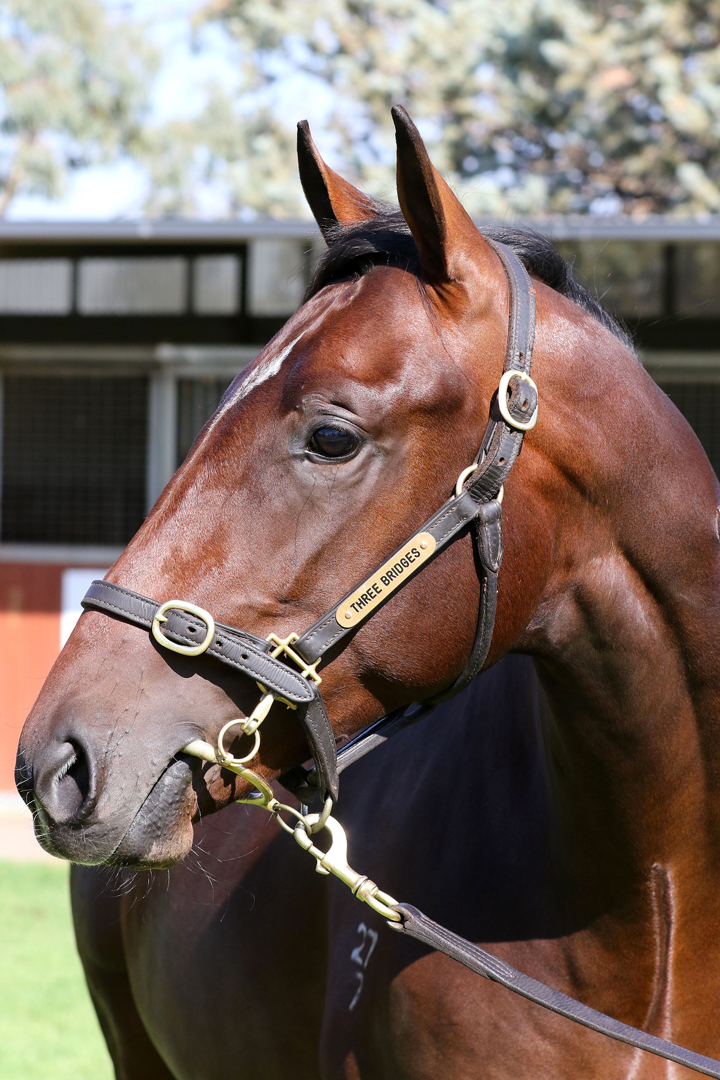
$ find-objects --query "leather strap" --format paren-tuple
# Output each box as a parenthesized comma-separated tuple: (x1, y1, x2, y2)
(81, 580, 339, 801)
(388, 905, 720, 1079)
(464, 239, 536, 505)
(295, 489, 485, 665)
(426, 501, 502, 705)
(83, 581, 315, 705)
(490, 238, 536, 378)
(301, 692, 339, 801)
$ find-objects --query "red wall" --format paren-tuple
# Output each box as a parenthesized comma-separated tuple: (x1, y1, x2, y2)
(0, 565, 62, 790)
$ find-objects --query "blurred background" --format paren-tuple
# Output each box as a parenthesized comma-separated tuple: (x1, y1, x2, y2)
(2, 1, 720, 1075)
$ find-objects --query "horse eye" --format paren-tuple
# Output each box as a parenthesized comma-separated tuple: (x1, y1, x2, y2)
(308, 425, 359, 459)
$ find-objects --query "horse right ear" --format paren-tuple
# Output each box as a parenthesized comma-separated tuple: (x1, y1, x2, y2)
(392, 105, 493, 287)
(297, 121, 378, 240)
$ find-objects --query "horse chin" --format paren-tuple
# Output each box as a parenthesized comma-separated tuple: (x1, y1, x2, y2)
(108, 757, 197, 870)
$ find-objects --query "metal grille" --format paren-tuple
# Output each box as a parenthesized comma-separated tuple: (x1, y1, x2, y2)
(660, 381, 720, 477)
(177, 378, 232, 466)
(2, 376, 148, 544)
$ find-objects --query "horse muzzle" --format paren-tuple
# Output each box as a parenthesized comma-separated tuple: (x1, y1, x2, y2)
(15, 731, 198, 868)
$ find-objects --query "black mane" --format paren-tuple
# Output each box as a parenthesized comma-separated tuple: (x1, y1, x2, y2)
(306, 202, 633, 351)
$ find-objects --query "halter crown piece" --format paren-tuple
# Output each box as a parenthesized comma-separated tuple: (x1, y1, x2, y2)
(79, 243, 720, 1077)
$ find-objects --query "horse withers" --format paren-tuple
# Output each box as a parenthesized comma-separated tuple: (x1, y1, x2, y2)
(17, 109, 720, 1078)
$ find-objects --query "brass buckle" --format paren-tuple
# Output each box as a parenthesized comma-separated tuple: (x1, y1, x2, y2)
(497, 369, 538, 431)
(266, 632, 322, 685)
(152, 600, 215, 656)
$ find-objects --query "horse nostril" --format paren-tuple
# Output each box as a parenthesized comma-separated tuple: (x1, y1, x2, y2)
(36, 741, 93, 825)
(57, 746, 89, 816)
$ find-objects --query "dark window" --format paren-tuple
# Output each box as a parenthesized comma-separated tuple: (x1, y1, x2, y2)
(2, 376, 148, 544)
(675, 244, 720, 317)
(660, 381, 720, 477)
(177, 377, 232, 466)
(556, 241, 664, 319)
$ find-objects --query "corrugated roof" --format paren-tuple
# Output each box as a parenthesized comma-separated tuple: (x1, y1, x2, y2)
(3, 215, 720, 244)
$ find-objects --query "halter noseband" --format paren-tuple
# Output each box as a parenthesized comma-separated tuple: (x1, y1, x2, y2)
(80, 239, 538, 808)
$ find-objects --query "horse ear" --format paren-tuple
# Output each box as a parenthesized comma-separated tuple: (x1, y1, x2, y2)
(297, 120, 378, 240)
(392, 105, 488, 285)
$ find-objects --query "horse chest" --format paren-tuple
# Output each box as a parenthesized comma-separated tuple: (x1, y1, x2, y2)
(318, 904, 670, 1080)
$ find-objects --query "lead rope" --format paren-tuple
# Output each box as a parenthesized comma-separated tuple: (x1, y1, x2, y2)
(182, 712, 720, 1078)
(183, 720, 720, 1078)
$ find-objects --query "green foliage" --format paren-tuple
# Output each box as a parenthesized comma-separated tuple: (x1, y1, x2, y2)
(182, 0, 720, 218)
(0, 0, 158, 213)
(0, 861, 112, 1080)
(7, 0, 719, 219)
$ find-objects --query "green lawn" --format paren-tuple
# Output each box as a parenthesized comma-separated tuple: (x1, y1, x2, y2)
(0, 861, 113, 1080)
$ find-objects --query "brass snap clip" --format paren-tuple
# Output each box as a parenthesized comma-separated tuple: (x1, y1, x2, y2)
(151, 599, 215, 656)
(293, 814, 402, 921)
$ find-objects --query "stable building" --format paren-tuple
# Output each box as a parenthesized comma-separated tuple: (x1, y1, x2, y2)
(0, 217, 718, 790)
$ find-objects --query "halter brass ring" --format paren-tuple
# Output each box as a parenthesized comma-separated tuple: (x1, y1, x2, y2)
(455, 466, 504, 506)
(455, 464, 479, 496)
(217, 719, 261, 766)
(497, 370, 538, 432)
(151, 600, 215, 656)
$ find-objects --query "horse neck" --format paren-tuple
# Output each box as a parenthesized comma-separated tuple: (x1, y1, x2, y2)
(518, 347, 720, 911)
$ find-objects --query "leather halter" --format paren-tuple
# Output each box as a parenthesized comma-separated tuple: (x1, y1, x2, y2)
(81, 239, 537, 806)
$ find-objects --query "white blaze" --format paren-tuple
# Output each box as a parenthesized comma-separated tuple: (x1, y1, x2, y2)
(198, 331, 305, 449)
(232, 332, 304, 405)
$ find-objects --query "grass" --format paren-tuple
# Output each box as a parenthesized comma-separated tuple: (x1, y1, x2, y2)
(0, 861, 113, 1080)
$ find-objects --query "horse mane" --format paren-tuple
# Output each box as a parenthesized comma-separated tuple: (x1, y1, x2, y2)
(305, 201, 634, 352)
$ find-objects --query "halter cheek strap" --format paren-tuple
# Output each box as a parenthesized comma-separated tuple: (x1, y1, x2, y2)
(80, 240, 537, 806)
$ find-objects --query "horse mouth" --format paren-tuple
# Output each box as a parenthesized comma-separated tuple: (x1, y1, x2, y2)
(107, 754, 198, 869)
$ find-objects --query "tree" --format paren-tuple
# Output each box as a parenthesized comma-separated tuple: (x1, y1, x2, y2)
(0, 0, 158, 214)
(170, 0, 720, 218)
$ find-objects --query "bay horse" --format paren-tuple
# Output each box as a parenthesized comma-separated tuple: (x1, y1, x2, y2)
(17, 107, 720, 1079)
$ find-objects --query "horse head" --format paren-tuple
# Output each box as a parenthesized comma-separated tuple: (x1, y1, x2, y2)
(17, 107, 719, 873)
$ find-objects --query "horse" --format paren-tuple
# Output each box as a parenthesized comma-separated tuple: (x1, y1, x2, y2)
(16, 106, 720, 1079)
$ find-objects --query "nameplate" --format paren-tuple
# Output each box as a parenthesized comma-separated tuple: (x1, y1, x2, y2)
(335, 532, 437, 628)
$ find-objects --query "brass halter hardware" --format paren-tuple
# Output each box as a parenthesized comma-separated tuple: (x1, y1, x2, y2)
(215, 692, 275, 766)
(497, 370, 539, 432)
(152, 600, 215, 656)
(267, 632, 322, 685)
(455, 465, 504, 503)
(293, 814, 401, 921)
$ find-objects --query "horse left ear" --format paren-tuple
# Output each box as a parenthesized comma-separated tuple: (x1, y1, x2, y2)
(298, 120, 378, 240)
(392, 105, 491, 285)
